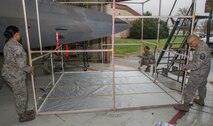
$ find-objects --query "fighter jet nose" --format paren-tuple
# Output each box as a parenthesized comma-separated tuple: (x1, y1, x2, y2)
(0, 0, 130, 49)
(55, 28, 68, 31)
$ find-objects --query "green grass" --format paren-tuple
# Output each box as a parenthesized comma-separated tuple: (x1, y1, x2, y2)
(115, 37, 184, 56)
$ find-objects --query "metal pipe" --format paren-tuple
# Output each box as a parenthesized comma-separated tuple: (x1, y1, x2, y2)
(50, 53, 55, 86)
(116, 15, 192, 19)
(31, 49, 112, 53)
(112, 0, 116, 110)
(166, 0, 177, 23)
(32, 53, 50, 62)
(35, 0, 43, 54)
(100, 1, 104, 71)
(21, 0, 38, 114)
(59, 1, 149, 4)
(140, 3, 144, 55)
(154, 0, 162, 81)
(61, 49, 64, 73)
(181, 0, 196, 103)
(102, 41, 158, 46)
(37, 104, 175, 115)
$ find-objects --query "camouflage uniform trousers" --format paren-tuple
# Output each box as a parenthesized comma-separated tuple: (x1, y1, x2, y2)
(4, 77, 27, 115)
(140, 59, 154, 67)
(183, 76, 207, 103)
(0, 75, 4, 90)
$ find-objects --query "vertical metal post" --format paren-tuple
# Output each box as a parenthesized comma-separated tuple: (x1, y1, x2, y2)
(21, 0, 38, 114)
(112, 0, 116, 110)
(101, 38, 104, 71)
(61, 48, 64, 73)
(157, 0, 161, 49)
(101, 1, 104, 71)
(190, 0, 196, 34)
(154, 0, 162, 80)
(35, 0, 43, 54)
(140, 3, 144, 55)
(50, 53, 55, 85)
(181, 0, 197, 103)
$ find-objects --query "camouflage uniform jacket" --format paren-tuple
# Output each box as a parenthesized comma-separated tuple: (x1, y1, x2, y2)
(140, 51, 155, 63)
(185, 42, 211, 78)
(142, 51, 154, 60)
(1, 39, 31, 82)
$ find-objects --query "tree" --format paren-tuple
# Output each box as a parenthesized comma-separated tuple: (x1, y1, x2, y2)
(200, 20, 208, 34)
(176, 7, 191, 35)
(199, 19, 213, 35)
(129, 11, 169, 39)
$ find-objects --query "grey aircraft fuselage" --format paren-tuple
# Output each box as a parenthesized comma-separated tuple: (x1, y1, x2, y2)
(0, 0, 130, 50)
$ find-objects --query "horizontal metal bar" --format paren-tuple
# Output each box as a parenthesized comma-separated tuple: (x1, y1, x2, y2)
(157, 62, 170, 64)
(103, 40, 157, 46)
(103, 43, 142, 46)
(37, 103, 176, 115)
(116, 15, 192, 19)
(142, 40, 158, 46)
(58, 1, 149, 4)
(169, 42, 184, 44)
(32, 53, 50, 62)
(31, 49, 113, 54)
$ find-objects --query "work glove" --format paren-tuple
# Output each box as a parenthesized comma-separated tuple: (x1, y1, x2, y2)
(181, 65, 187, 71)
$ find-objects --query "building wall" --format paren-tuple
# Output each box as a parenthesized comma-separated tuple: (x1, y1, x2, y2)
(104, 4, 140, 38)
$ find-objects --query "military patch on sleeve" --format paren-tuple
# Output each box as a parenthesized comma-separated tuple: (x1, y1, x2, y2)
(16, 53, 22, 58)
(200, 53, 205, 60)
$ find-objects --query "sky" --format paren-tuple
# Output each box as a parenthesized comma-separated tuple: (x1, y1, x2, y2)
(124, 0, 208, 16)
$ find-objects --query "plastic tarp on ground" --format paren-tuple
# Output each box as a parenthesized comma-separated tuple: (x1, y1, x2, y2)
(39, 71, 180, 112)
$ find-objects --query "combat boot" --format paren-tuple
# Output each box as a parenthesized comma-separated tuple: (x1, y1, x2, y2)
(25, 109, 35, 116)
(174, 102, 190, 112)
(145, 67, 150, 72)
(19, 112, 35, 122)
(193, 99, 205, 106)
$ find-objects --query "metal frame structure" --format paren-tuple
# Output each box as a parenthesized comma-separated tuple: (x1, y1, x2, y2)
(21, 0, 196, 115)
(155, 0, 205, 87)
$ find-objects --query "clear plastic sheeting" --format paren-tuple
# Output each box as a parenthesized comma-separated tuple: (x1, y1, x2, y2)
(39, 71, 180, 113)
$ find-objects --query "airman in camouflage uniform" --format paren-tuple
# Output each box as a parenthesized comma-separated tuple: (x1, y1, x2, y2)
(174, 34, 211, 112)
(138, 46, 155, 72)
(1, 26, 35, 122)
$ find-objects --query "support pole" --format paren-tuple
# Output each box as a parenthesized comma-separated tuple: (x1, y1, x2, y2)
(21, 0, 37, 114)
(140, 3, 144, 55)
(50, 53, 55, 85)
(181, 0, 197, 103)
(35, 0, 43, 54)
(112, 0, 116, 110)
(154, 0, 162, 80)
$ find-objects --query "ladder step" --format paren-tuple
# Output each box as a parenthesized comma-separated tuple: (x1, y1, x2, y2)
(169, 59, 185, 63)
(161, 56, 174, 58)
(158, 62, 170, 64)
(173, 34, 186, 37)
(169, 70, 184, 76)
(169, 42, 183, 44)
(169, 48, 186, 51)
